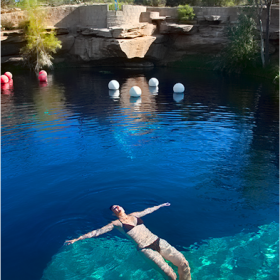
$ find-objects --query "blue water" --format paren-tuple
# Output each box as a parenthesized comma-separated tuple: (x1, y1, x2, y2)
(1, 67, 279, 280)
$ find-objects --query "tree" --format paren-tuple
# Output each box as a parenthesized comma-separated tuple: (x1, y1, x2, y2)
(20, 1, 61, 73)
(215, 12, 259, 73)
(254, 0, 273, 67)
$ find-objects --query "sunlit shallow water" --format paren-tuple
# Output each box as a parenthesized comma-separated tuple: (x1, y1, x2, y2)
(1, 67, 279, 280)
(42, 222, 279, 280)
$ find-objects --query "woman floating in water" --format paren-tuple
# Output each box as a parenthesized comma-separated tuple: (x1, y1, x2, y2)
(65, 203, 191, 280)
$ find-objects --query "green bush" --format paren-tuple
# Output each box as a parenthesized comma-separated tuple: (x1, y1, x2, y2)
(109, 2, 122, 10)
(20, 5, 61, 73)
(214, 13, 259, 73)
(178, 4, 195, 21)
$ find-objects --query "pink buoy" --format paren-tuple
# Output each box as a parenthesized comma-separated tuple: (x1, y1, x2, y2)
(4, 72, 12, 81)
(38, 73, 47, 82)
(39, 70, 47, 76)
(8, 79, 13, 88)
(1, 75, 9, 84)
(1, 83, 10, 90)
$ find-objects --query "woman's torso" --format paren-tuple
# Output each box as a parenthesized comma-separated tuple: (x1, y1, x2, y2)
(117, 215, 158, 248)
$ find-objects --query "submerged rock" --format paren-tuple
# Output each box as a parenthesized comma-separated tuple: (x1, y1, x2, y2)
(41, 222, 279, 280)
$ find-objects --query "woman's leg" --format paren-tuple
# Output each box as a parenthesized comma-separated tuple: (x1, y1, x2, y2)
(159, 239, 191, 280)
(139, 248, 177, 280)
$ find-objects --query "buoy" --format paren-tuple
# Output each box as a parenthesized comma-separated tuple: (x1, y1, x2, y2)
(173, 83, 185, 93)
(108, 80, 119, 90)
(129, 86, 141, 97)
(1, 83, 10, 91)
(39, 70, 47, 76)
(173, 93, 184, 103)
(4, 72, 12, 81)
(38, 73, 47, 82)
(149, 86, 158, 95)
(130, 96, 142, 106)
(8, 79, 13, 87)
(109, 89, 120, 98)
(1, 75, 9, 84)
(148, 78, 159, 87)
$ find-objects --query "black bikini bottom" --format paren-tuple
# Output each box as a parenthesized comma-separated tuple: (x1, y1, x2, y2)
(141, 238, 161, 253)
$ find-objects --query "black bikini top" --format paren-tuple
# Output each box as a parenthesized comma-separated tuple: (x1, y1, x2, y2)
(121, 216, 144, 233)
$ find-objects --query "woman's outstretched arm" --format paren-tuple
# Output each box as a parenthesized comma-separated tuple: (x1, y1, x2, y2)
(131, 203, 170, 218)
(65, 221, 118, 245)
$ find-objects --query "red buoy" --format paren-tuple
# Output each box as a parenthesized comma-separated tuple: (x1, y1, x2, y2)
(1, 83, 10, 90)
(1, 75, 9, 84)
(38, 73, 47, 82)
(4, 72, 12, 81)
(39, 70, 47, 76)
(8, 79, 13, 87)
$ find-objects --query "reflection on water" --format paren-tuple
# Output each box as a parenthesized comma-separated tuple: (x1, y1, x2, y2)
(120, 76, 158, 115)
(41, 222, 279, 280)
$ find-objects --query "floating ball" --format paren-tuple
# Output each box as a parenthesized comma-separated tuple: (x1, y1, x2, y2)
(8, 79, 13, 87)
(39, 70, 47, 76)
(173, 93, 184, 103)
(149, 86, 158, 95)
(129, 86, 142, 97)
(108, 80, 119, 90)
(109, 89, 120, 98)
(173, 83, 185, 93)
(1, 75, 9, 84)
(148, 78, 159, 87)
(38, 73, 47, 82)
(4, 72, 12, 81)
(39, 81, 48, 88)
(1, 83, 10, 91)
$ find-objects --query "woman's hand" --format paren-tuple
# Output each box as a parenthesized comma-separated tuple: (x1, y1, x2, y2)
(64, 238, 78, 245)
(161, 202, 171, 207)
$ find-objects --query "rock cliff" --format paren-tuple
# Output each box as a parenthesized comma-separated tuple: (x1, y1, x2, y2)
(1, 5, 279, 67)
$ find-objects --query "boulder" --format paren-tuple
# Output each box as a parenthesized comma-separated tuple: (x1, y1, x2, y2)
(204, 15, 221, 22)
(71, 35, 156, 61)
(160, 22, 194, 34)
(56, 34, 75, 54)
(110, 23, 156, 39)
(119, 36, 156, 59)
(81, 28, 112, 38)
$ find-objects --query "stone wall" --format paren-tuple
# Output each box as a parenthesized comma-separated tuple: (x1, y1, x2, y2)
(1, 10, 28, 27)
(146, 6, 239, 22)
(1, 4, 109, 29)
(193, 6, 239, 22)
(107, 11, 126, 27)
(147, 7, 179, 21)
(44, 5, 107, 28)
(107, 5, 147, 27)
(1, 4, 147, 29)
(1, 4, 278, 29)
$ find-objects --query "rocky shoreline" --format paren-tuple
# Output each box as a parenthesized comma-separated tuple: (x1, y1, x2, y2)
(1, 5, 279, 68)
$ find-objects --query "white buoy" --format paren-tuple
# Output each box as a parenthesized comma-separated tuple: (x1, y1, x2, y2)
(148, 78, 159, 87)
(149, 86, 158, 95)
(173, 83, 185, 93)
(108, 80, 119, 90)
(109, 89, 120, 98)
(130, 96, 142, 105)
(173, 93, 184, 103)
(129, 86, 142, 97)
